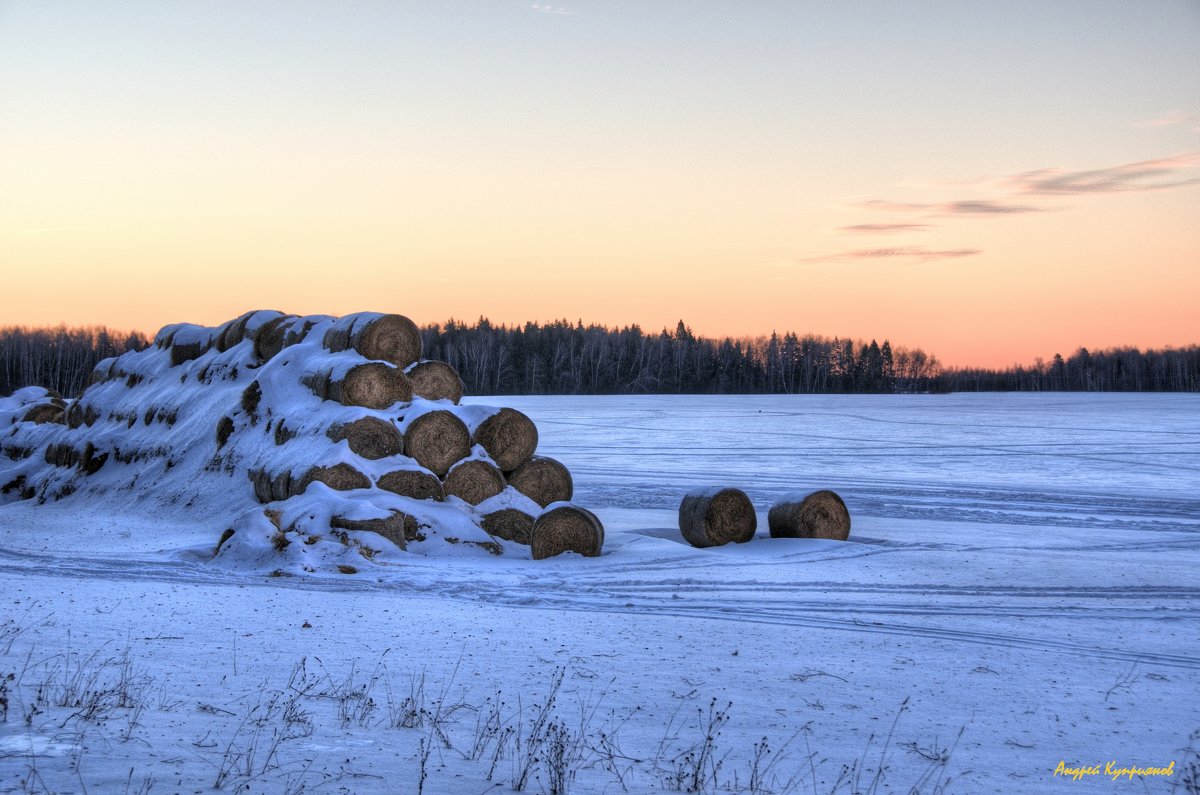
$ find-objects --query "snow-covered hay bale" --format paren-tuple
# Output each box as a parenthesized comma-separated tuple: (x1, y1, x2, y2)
(330, 510, 415, 550)
(323, 313, 422, 369)
(306, 363, 413, 409)
(327, 417, 403, 460)
(508, 455, 572, 507)
(376, 468, 444, 501)
(481, 508, 535, 545)
(531, 504, 604, 559)
(252, 314, 298, 362)
(405, 360, 464, 404)
(678, 487, 757, 548)
(472, 408, 537, 471)
(403, 410, 470, 477)
(297, 463, 370, 495)
(768, 490, 851, 540)
(444, 458, 505, 505)
(21, 403, 65, 425)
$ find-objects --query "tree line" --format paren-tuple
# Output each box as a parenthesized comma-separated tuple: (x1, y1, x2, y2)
(1, 320, 1196, 397)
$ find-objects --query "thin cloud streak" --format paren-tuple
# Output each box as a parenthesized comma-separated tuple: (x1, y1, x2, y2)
(801, 246, 981, 265)
(1136, 110, 1196, 128)
(1011, 152, 1200, 195)
(840, 223, 932, 234)
(852, 199, 1048, 216)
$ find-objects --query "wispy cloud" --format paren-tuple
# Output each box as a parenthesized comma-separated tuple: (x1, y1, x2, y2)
(852, 198, 1048, 217)
(1135, 110, 1196, 128)
(802, 246, 981, 265)
(839, 223, 932, 234)
(530, 4, 575, 15)
(1011, 151, 1200, 195)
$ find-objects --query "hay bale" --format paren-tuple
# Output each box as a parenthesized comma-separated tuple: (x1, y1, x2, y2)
(405, 360, 464, 404)
(768, 490, 851, 540)
(170, 341, 205, 366)
(21, 403, 65, 425)
(308, 363, 413, 409)
(296, 464, 370, 495)
(216, 311, 259, 351)
(508, 456, 573, 507)
(216, 416, 235, 448)
(331, 511, 416, 550)
(376, 468, 444, 501)
(481, 508, 535, 545)
(530, 505, 604, 559)
(252, 314, 298, 362)
(324, 313, 422, 368)
(443, 458, 505, 505)
(327, 417, 404, 460)
(678, 487, 757, 548)
(404, 410, 470, 477)
(472, 408, 538, 471)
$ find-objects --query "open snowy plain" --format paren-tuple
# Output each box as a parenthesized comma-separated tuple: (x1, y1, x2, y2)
(1, 393, 1198, 793)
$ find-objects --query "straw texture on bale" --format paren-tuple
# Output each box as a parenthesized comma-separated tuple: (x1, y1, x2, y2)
(530, 505, 604, 559)
(404, 410, 470, 477)
(443, 459, 505, 505)
(324, 314, 422, 368)
(768, 490, 851, 540)
(405, 360, 464, 404)
(508, 456, 573, 508)
(327, 417, 404, 460)
(331, 510, 416, 550)
(678, 488, 757, 548)
(215, 416, 235, 448)
(252, 314, 298, 362)
(472, 408, 538, 471)
(21, 403, 65, 425)
(297, 463, 370, 495)
(307, 363, 413, 409)
(170, 341, 206, 366)
(481, 508, 535, 545)
(376, 469, 444, 501)
(216, 311, 257, 352)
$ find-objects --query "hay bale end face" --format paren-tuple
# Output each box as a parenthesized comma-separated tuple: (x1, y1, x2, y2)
(326, 363, 414, 410)
(405, 360, 464, 404)
(481, 508, 535, 545)
(678, 487, 757, 548)
(508, 455, 572, 507)
(324, 313, 422, 369)
(376, 468, 444, 501)
(404, 410, 470, 477)
(472, 408, 538, 471)
(297, 463, 371, 495)
(530, 505, 604, 559)
(327, 417, 403, 460)
(768, 490, 851, 540)
(443, 458, 505, 505)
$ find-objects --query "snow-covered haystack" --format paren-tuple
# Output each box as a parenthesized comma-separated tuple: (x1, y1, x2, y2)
(768, 490, 851, 540)
(0, 310, 602, 573)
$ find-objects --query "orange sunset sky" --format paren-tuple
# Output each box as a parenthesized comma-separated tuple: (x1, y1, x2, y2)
(1, 1, 1198, 368)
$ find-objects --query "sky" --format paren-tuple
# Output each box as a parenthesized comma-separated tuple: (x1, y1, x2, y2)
(1, 1, 1197, 368)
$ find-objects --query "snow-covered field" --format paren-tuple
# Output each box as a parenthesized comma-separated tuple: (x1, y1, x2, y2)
(1, 393, 1198, 794)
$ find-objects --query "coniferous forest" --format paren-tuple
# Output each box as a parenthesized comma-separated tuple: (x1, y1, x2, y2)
(2, 320, 1197, 398)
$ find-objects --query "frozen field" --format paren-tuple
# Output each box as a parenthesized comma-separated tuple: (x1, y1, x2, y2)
(1, 393, 1198, 793)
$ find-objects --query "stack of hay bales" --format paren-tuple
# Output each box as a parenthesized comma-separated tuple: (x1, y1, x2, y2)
(678, 487, 851, 547)
(0, 310, 603, 570)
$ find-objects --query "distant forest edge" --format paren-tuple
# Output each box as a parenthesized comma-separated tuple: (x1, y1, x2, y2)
(2, 320, 1198, 398)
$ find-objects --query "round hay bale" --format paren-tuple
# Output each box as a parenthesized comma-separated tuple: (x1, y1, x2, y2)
(404, 410, 470, 477)
(170, 341, 205, 366)
(331, 510, 415, 550)
(323, 364, 413, 409)
(252, 314, 298, 362)
(327, 417, 404, 460)
(530, 505, 604, 559)
(249, 469, 273, 503)
(443, 458, 505, 505)
(21, 403, 65, 425)
(473, 408, 538, 471)
(376, 469, 444, 501)
(508, 456, 573, 508)
(324, 313, 422, 368)
(296, 464, 370, 495)
(405, 360, 464, 403)
(241, 381, 262, 415)
(481, 508, 535, 545)
(678, 488, 757, 548)
(768, 490, 851, 540)
(216, 415, 235, 448)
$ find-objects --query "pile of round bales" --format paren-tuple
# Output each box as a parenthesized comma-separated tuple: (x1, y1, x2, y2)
(0, 310, 602, 563)
(678, 487, 850, 547)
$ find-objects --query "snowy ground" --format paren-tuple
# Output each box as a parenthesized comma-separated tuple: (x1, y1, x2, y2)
(1, 394, 1198, 793)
